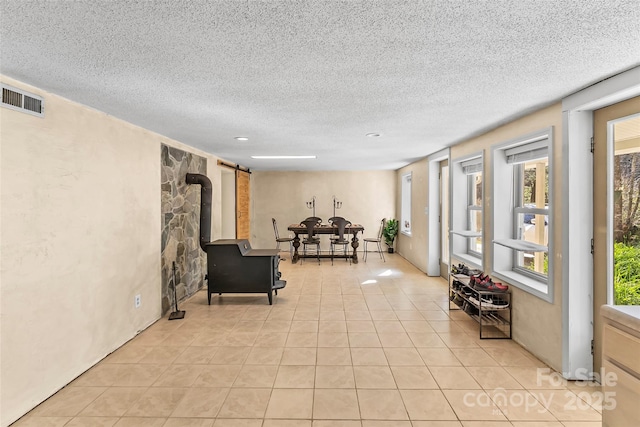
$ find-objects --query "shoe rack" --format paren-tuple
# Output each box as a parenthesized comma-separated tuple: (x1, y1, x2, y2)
(449, 269, 512, 339)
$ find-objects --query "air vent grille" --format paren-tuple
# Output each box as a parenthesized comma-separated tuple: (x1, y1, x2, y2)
(1, 84, 44, 117)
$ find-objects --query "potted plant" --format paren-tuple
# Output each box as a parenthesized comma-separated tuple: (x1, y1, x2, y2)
(382, 218, 399, 253)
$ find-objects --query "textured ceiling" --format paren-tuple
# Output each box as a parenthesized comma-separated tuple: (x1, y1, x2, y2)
(1, 1, 639, 171)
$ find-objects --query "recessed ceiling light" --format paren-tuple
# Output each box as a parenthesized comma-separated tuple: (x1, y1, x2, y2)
(366, 133, 381, 137)
(234, 137, 249, 141)
(251, 155, 316, 159)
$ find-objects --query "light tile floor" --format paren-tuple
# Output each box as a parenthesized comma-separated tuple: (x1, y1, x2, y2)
(13, 254, 602, 427)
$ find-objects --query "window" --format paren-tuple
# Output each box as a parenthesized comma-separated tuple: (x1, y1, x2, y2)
(467, 169, 483, 257)
(401, 173, 412, 235)
(492, 128, 553, 302)
(513, 160, 549, 279)
(451, 154, 483, 267)
(610, 114, 640, 306)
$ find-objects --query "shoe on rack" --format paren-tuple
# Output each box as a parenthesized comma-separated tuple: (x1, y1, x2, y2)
(474, 279, 509, 293)
(469, 295, 493, 305)
(483, 299, 510, 309)
(470, 274, 489, 287)
(466, 268, 483, 276)
(463, 302, 479, 316)
(451, 263, 466, 275)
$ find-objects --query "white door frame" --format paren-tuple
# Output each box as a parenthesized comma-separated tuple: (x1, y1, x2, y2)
(427, 148, 450, 276)
(561, 66, 640, 379)
(220, 168, 236, 239)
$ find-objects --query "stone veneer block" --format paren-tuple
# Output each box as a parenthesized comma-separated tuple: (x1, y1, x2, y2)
(160, 144, 207, 314)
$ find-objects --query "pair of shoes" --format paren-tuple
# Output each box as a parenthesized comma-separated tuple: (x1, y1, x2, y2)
(452, 263, 468, 273)
(469, 274, 490, 286)
(473, 278, 509, 293)
(451, 263, 465, 275)
(452, 295, 464, 307)
(470, 296, 509, 309)
(468, 295, 493, 306)
(462, 301, 479, 316)
(452, 263, 482, 277)
(485, 299, 510, 309)
(452, 280, 465, 290)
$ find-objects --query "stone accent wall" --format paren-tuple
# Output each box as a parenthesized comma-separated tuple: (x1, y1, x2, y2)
(161, 144, 207, 315)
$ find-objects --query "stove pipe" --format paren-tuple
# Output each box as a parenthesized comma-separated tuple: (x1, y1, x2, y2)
(186, 173, 212, 252)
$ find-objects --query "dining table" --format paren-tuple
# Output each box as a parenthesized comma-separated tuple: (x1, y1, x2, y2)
(287, 223, 365, 264)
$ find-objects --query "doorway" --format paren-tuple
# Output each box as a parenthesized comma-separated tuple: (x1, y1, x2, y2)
(427, 148, 450, 276)
(593, 96, 640, 373)
(220, 169, 236, 239)
(236, 169, 251, 240)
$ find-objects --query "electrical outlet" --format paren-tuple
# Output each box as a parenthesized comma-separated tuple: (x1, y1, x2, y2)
(134, 294, 141, 308)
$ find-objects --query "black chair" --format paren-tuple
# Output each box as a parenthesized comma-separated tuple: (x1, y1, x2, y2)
(300, 218, 321, 264)
(272, 218, 294, 260)
(304, 216, 322, 224)
(329, 217, 352, 265)
(364, 218, 386, 262)
(328, 216, 346, 243)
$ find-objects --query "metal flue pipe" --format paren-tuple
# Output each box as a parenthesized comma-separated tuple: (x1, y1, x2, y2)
(185, 173, 212, 252)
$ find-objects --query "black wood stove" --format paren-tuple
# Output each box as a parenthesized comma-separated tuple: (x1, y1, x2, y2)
(186, 173, 286, 305)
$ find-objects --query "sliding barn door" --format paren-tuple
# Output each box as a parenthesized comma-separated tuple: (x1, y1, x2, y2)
(236, 170, 250, 239)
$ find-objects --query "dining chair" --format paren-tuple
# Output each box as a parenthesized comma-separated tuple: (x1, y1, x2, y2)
(328, 216, 346, 243)
(363, 218, 386, 262)
(272, 218, 294, 260)
(300, 218, 321, 264)
(328, 217, 352, 265)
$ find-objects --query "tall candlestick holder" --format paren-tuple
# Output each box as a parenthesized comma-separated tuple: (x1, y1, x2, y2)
(333, 195, 342, 218)
(306, 196, 316, 218)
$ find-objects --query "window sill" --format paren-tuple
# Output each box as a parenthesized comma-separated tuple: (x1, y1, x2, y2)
(492, 269, 552, 303)
(451, 230, 482, 238)
(494, 239, 548, 252)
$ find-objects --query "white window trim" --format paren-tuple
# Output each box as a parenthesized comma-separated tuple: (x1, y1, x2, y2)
(401, 172, 412, 236)
(450, 152, 483, 269)
(467, 204, 483, 258)
(491, 127, 554, 303)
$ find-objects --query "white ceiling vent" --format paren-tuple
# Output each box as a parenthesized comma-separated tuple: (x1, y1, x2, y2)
(1, 84, 44, 117)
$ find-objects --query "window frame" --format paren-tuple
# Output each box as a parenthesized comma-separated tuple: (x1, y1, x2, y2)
(401, 172, 412, 236)
(450, 153, 484, 269)
(491, 127, 554, 303)
(512, 162, 549, 282)
(467, 172, 483, 258)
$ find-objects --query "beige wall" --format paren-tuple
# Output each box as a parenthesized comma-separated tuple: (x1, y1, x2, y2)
(250, 171, 396, 252)
(396, 158, 429, 272)
(399, 104, 564, 370)
(452, 103, 563, 369)
(0, 76, 224, 426)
